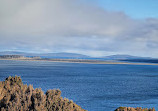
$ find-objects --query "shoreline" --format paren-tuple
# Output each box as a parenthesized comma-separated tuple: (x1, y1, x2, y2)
(1, 76, 155, 111)
(0, 58, 158, 66)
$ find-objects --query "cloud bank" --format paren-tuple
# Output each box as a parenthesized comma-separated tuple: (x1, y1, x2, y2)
(0, 0, 158, 57)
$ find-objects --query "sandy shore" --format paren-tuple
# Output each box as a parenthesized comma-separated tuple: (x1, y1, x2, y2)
(0, 58, 158, 66)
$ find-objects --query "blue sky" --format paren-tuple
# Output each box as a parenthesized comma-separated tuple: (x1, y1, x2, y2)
(97, 0, 158, 19)
(0, 0, 158, 57)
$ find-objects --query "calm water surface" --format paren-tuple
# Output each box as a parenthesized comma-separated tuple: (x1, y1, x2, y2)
(0, 60, 158, 111)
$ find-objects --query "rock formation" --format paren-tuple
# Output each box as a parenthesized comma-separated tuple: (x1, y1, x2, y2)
(115, 107, 155, 111)
(0, 76, 156, 111)
(0, 76, 86, 111)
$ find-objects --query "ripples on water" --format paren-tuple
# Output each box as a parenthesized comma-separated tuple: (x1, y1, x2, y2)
(0, 60, 158, 111)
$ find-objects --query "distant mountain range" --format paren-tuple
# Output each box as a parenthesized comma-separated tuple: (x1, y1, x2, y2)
(0, 51, 90, 59)
(101, 54, 152, 60)
(0, 51, 155, 60)
(101, 54, 158, 63)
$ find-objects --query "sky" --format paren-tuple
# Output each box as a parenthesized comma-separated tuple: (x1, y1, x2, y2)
(98, 0, 158, 19)
(0, 0, 158, 57)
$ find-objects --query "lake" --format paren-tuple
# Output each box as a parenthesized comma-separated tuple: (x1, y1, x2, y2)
(0, 60, 158, 111)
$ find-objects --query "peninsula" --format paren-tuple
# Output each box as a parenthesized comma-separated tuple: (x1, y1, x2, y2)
(0, 55, 158, 66)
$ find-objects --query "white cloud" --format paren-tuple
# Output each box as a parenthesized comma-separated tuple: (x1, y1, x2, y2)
(0, 0, 158, 57)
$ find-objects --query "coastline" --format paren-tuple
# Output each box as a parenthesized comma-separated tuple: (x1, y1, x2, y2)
(0, 58, 158, 66)
(1, 76, 155, 111)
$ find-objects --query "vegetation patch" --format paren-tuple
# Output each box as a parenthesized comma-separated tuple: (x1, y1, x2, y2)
(0, 76, 86, 111)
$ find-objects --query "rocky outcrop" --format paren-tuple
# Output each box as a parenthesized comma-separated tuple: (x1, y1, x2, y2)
(115, 107, 155, 111)
(0, 76, 86, 111)
(0, 76, 156, 111)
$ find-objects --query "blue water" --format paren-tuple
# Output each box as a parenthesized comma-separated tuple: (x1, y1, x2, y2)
(0, 60, 158, 111)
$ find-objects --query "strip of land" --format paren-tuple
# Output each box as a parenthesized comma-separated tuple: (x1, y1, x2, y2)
(0, 57, 158, 66)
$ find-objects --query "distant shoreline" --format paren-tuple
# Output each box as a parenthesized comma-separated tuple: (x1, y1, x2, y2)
(0, 58, 158, 66)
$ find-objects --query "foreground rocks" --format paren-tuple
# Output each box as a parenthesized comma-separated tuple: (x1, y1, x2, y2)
(0, 76, 86, 111)
(0, 76, 156, 111)
(115, 107, 155, 111)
